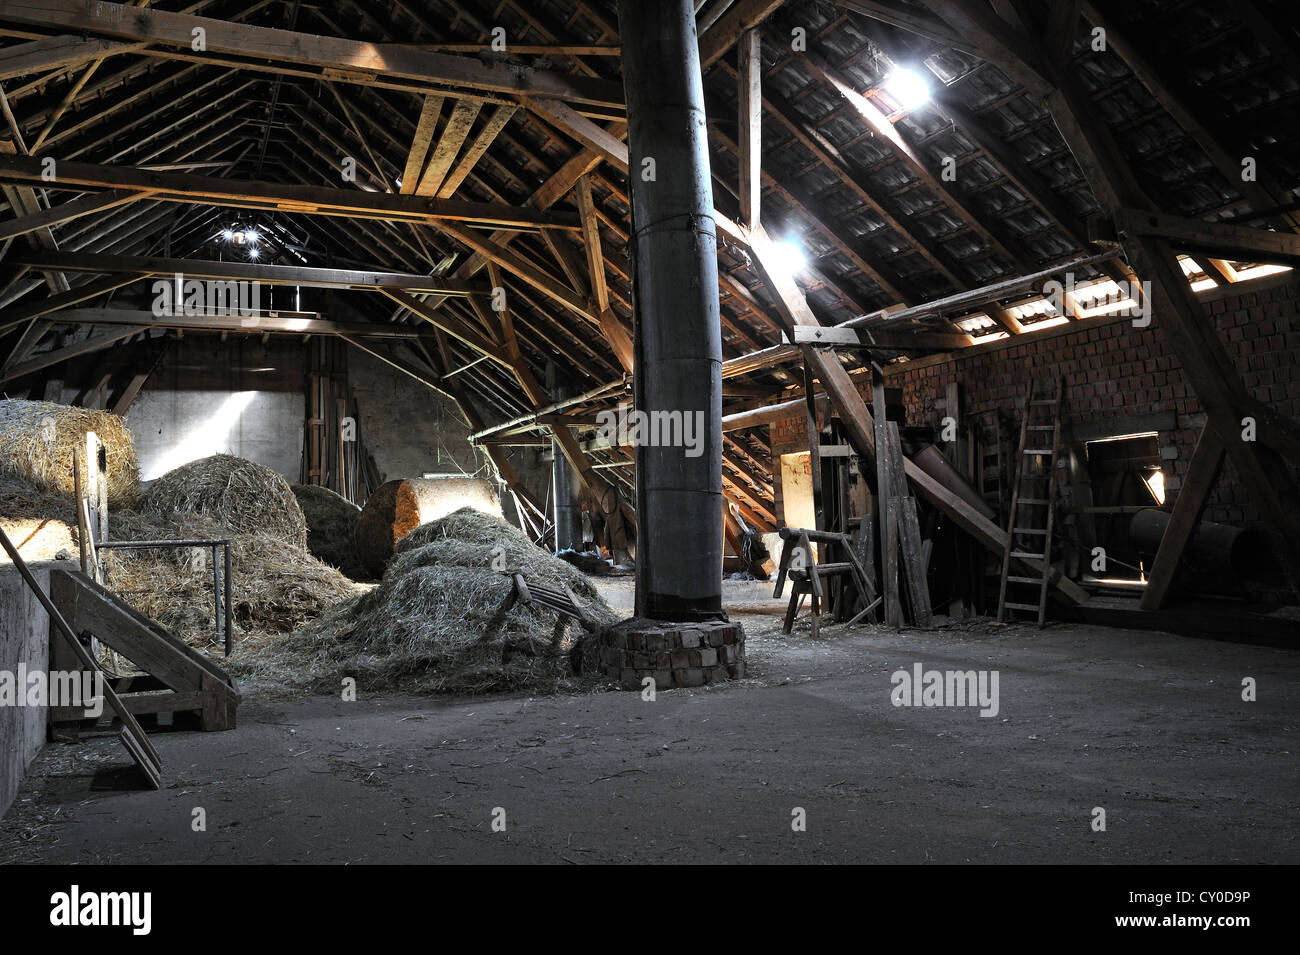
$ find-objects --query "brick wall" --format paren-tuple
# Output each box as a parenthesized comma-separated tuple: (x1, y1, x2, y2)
(886, 273, 1300, 526)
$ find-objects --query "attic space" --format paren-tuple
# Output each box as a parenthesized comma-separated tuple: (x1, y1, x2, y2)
(0, 0, 1298, 883)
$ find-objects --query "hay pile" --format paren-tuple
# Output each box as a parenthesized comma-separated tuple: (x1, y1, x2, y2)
(1, 460, 357, 650)
(139, 454, 307, 549)
(291, 484, 368, 580)
(0, 399, 139, 505)
(232, 507, 619, 696)
(101, 511, 358, 648)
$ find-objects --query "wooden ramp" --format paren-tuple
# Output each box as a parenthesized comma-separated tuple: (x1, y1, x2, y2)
(50, 569, 240, 732)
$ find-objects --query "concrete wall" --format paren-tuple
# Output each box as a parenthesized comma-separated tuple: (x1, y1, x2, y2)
(0, 563, 51, 820)
(121, 338, 306, 482)
(130, 390, 304, 481)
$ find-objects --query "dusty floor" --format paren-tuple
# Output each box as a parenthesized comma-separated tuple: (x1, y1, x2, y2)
(1, 580, 1296, 864)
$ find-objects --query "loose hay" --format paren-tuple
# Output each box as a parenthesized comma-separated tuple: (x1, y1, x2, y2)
(139, 454, 307, 549)
(231, 507, 618, 696)
(0, 399, 139, 506)
(0, 468, 357, 650)
(103, 510, 359, 650)
(291, 484, 368, 580)
(355, 476, 501, 578)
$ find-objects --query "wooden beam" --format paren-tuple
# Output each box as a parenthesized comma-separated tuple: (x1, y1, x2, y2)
(376, 289, 510, 368)
(0, 153, 580, 231)
(35, 307, 443, 339)
(338, 335, 441, 391)
(0, 327, 138, 383)
(1115, 208, 1300, 266)
(0, 189, 152, 242)
(10, 250, 495, 296)
(574, 176, 634, 372)
(832, 1, 979, 54)
(0, 0, 624, 107)
(699, 0, 786, 68)
(0, 273, 144, 331)
(0, 34, 133, 79)
(1138, 424, 1224, 611)
(522, 97, 630, 172)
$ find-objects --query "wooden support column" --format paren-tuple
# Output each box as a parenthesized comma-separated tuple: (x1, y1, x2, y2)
(738, 27, 763, 229)
(1139, 423, 1225, 610)
(743, 220, 1089, 604)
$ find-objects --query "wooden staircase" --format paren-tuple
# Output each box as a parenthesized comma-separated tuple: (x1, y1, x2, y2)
(998, 379, 1064, 626)
(50, 570, 240, 732)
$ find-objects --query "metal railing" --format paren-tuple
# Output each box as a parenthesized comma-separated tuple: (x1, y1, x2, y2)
(96, 538, 234, 655)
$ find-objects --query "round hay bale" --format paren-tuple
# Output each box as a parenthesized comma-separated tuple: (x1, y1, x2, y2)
(138, 454, 307, 550)
(355, 477, 501, 578)
(292, 484, 368, 580)
(0, 399, 139, 506)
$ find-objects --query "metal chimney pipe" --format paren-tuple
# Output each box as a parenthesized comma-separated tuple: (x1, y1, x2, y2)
(620, 0, 724, 620)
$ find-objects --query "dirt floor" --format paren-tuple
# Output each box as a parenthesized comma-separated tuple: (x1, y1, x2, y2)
(2, 579, 1296, 864)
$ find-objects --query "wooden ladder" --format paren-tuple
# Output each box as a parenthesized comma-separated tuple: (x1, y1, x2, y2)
(998, 378, 1064, 626)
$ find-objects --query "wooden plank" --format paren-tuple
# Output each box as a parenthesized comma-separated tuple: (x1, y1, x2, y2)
(417, 99, 482, 197)
(10, 548, 161, 786)
(738, 27, 762, 229)
(58, 570, 236, 688)
(400, 94, 444, 194)
(872, 366, 900, 628)
(437, 104, 517, 199)
(887, 422, 932, 626)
